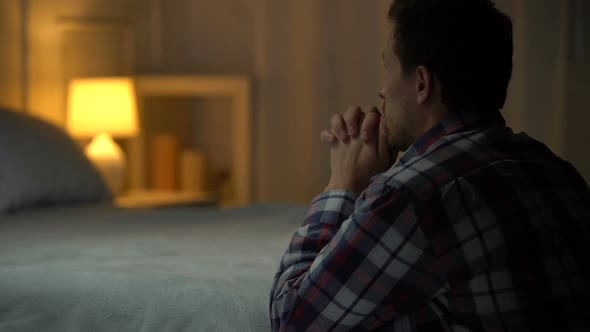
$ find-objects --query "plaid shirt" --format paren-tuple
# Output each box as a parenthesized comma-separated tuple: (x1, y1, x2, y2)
(270, 110, 590, 331)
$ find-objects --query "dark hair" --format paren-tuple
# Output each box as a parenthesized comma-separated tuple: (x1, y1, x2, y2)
(389, 0, 513, 111)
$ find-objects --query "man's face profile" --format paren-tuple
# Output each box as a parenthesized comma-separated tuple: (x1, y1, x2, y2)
(380, 27, 417, 152)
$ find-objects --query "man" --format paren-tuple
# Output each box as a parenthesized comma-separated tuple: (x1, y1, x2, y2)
(270, 0, 590, 331)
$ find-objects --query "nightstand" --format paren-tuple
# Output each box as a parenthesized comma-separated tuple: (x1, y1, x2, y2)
(116, 190, 218, 208)
(126, 76, 252, 207)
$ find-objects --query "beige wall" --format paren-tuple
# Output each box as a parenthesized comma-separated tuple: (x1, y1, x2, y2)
(565, 65, 590, 184)
(564, 0, 590, 184)
(1, 0, 588, 203)
(160, 0, 392, 203)
(156, 0, 255, 189)
(161, 0, 590, 203)
(498, 0, 590, 183)
(256, 0, 392, 202)
(25, 0, 155, 125)
(159, 0, 255, 75)
(0, 0, 24, 110)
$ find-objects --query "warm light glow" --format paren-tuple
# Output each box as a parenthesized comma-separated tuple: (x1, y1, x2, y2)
(67, 77, 139, 138)
(85, 133, 126, 193)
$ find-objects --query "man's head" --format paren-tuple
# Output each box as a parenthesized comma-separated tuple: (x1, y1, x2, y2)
(380, 0, 513, 151)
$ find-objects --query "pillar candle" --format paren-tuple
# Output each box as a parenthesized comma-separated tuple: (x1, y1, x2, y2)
(180, 149, 208, 192)
(150, 134, 178, 190)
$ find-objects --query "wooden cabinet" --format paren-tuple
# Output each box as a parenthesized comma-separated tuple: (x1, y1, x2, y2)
(127, 75, 252, 207)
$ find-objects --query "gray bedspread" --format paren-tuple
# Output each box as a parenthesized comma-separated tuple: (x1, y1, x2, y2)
(0, 203, 306, 332)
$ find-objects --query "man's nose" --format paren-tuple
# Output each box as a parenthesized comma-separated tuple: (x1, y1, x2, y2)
(378, 89, 385, 99)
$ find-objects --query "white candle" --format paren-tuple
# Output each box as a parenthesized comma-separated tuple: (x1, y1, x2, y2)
(180, 149, 208, 192)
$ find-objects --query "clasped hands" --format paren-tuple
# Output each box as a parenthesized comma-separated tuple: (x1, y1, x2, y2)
(320, 106, 395, 195)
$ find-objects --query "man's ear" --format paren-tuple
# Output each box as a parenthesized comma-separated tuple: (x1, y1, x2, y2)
(415, 65, 433, 105)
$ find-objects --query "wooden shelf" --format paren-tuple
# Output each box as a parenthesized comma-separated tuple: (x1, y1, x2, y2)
(126, 75, 252, 207)
(116, 190, 218, 208)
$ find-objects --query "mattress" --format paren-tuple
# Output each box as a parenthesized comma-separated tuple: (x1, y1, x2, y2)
(0, 203, 306, 331)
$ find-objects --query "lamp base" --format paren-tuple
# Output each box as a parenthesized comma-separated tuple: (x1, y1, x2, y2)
(85, 133, 126, 194)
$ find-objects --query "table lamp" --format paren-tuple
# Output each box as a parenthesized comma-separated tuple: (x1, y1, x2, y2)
(67, 77, 139, 194)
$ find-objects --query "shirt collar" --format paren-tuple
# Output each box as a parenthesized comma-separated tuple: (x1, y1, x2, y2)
(398, 109, 506, 164)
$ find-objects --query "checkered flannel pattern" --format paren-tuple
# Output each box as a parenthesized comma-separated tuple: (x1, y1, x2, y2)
(270, 110, 590, 331)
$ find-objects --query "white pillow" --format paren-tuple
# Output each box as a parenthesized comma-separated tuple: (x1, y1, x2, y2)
(0, 108, 112, 213)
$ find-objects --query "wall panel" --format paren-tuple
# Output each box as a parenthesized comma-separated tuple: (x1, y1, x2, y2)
(26, 0, 152, 126)
(0, 0, 24, 110)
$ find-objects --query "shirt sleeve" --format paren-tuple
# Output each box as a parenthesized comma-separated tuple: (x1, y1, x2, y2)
(269, 182, 448, 331)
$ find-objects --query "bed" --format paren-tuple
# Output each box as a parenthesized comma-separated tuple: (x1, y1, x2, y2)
(0, 108, 304, 331)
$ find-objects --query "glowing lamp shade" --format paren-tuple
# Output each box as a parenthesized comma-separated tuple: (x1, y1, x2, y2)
(67, 77, 138, 137)
(67, 77, 139, 194)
